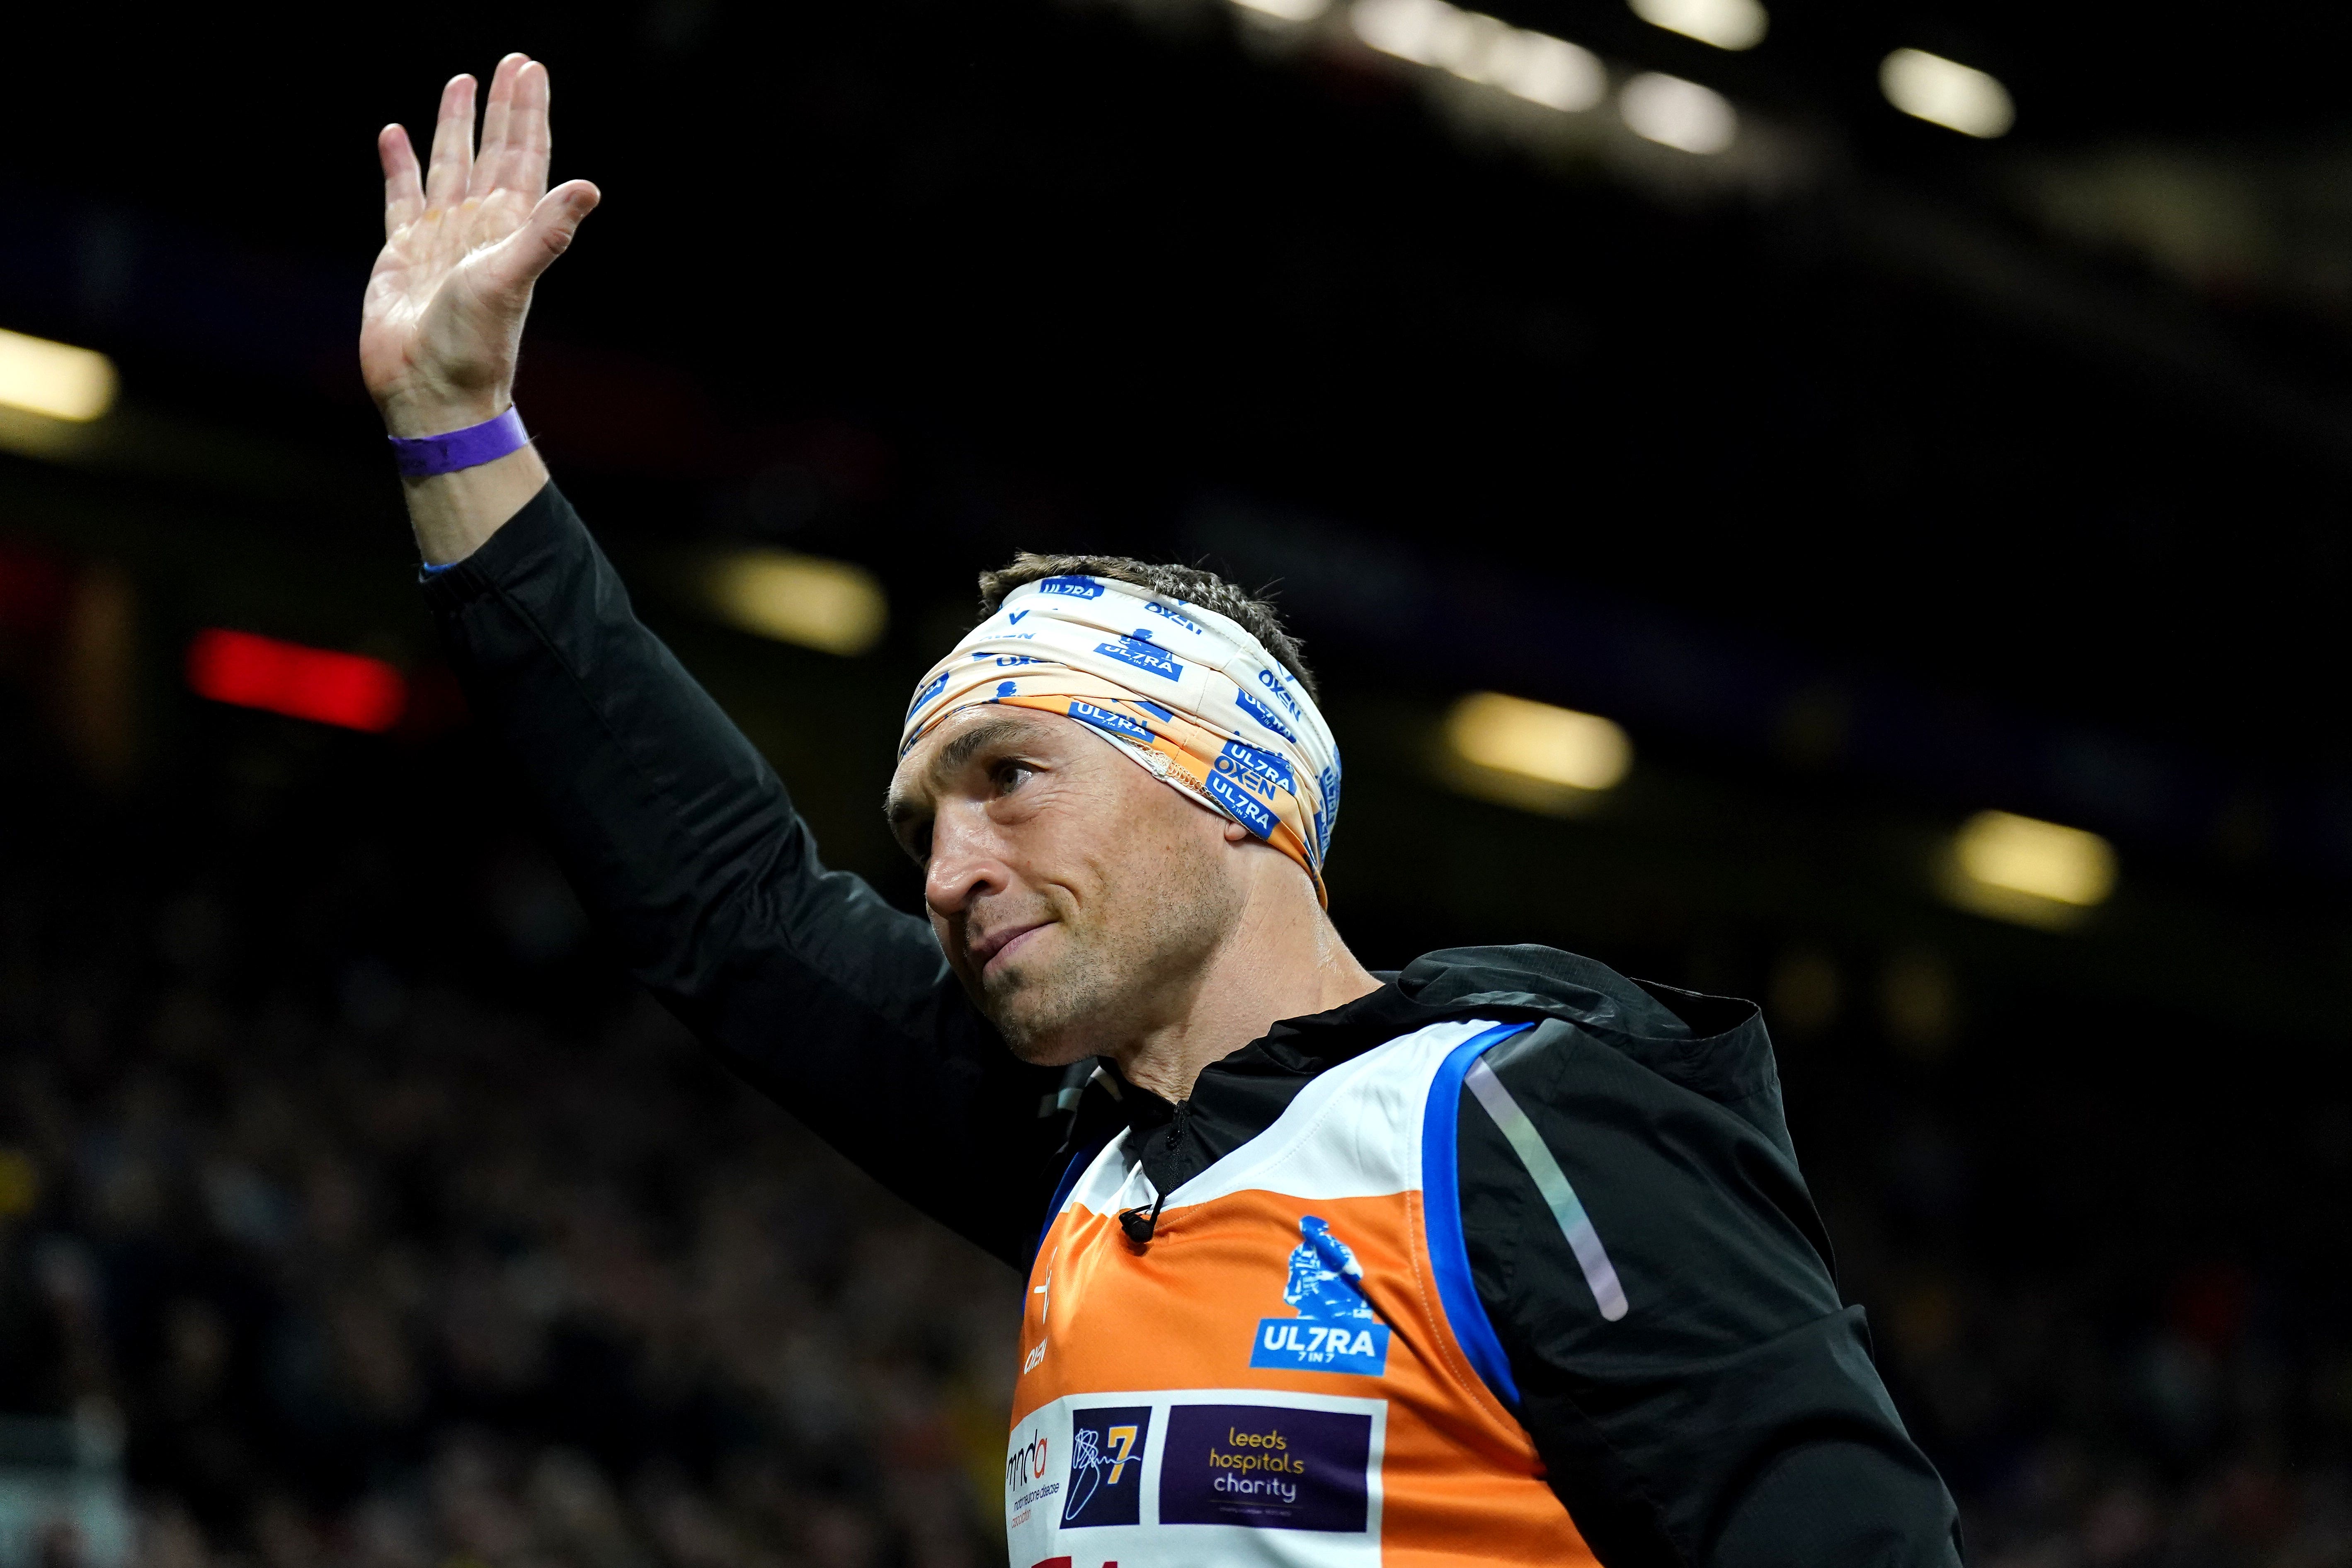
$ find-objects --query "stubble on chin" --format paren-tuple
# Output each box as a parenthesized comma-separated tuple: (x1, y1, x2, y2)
(981, 834, 1244, 1066)
(985, 949, 1115, 1064)
(978, 915, 1133, 1064)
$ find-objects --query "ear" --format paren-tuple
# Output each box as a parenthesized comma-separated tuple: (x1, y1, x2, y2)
(1222, 820, 1250, 843)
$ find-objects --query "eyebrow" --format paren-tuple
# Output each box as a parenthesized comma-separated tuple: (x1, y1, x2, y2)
(883, 713, 1038, 831)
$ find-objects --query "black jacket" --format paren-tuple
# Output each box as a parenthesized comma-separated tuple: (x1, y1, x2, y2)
(422, 482, 1963, 1566)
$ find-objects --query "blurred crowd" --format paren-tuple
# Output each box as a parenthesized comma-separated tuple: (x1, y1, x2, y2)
(1884, 1263, 2352, 1568)
(0, 746, 2348, 1568)
(1819, 1108, 2352, 1566)
(0, 823, 1019, 1568)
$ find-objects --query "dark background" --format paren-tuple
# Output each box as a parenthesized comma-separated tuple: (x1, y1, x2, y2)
(2, 1, 2350, 1563)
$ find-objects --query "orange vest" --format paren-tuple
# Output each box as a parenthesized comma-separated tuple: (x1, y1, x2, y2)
(1005, 1019, 1602, 1567)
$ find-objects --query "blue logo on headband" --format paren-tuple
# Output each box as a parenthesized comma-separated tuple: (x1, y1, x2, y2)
(1205, 769, 1276, 838)
(997, 680, 1018, 698)
(1218, 740, 1295, 799)
(1255, 667, 1306, 720)
(1069, 700, 1154, 745)
(1096, 635, 1182, 681)
(1038, 576, 1105, 600)
(1144, 601, 1204, 635)
(1235, 688, 1297, 742)
(906, 670, 950, 719)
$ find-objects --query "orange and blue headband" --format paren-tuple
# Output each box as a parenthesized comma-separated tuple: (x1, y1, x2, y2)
(900, 575, 1341, 902)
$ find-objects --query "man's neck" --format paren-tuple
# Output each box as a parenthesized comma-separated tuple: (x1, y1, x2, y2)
(1111, 886, 1381, 1104)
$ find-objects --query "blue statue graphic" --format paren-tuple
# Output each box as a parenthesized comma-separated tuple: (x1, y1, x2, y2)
(1283, 1215, 1376, 1322)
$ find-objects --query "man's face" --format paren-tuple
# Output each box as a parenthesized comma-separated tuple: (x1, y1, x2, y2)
(887, 706, 1246, 1065)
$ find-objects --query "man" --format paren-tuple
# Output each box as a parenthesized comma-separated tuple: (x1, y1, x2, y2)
(366, 56, 1964, 1566)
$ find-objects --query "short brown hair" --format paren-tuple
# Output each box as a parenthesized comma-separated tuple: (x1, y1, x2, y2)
(976, 553, 1320, 702)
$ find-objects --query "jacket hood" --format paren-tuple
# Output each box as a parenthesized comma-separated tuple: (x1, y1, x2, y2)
(1079, 942, 1787, 1213)
(1386, 944, 1779, 1111)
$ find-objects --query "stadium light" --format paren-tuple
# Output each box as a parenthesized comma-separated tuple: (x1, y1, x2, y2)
(1942, 809, 2114, 928)
(0, 327, 117, 422)
(1475, 27, 1608, 110)
(1879, 48, 2014, 138)
(1232, 0, 1332, 18)
(1619, 72, 1737, 153)
(1443, 693, 1632, 812)
(1628, 0, 1767, 51)
(187, 629, 408, 733)
(704, 548, 888, 657)
(1351, 0, 1606, 112)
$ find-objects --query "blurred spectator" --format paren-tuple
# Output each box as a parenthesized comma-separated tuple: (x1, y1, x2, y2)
(0, 789, 1018, 1566)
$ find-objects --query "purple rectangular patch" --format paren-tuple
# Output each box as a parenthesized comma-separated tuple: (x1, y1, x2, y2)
(1158, 1404, 1370, 1533)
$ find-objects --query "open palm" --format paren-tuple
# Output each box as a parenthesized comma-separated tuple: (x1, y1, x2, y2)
(361, 56, 599, 437)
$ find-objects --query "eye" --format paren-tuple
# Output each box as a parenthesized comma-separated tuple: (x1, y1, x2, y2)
(991, 758, 1035, 796)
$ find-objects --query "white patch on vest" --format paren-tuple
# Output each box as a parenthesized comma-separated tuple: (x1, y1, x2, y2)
(1164, 1018, 1502, 1210)
(1047, 1020, 1506, 1226)
(1063, 1127, 1149, 1218)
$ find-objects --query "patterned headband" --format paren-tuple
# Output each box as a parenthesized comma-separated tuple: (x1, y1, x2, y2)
(899, 574, 1341, 903)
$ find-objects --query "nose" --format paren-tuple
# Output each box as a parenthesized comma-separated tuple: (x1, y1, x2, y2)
(924, 799, 1010, 924)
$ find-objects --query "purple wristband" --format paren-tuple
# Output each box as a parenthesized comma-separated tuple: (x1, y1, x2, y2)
(388, 407, 530, 477)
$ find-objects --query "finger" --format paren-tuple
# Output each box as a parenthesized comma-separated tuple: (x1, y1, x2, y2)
(473, 53, 529, 202)
(423, 73, 476, 211)
(379, 124, 424, 236)
(499, 60, 553, 204)
(484, 180, 600, 296)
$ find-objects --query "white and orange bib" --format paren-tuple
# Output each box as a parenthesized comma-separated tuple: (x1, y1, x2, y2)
(1005, 1019, 1601, 1568)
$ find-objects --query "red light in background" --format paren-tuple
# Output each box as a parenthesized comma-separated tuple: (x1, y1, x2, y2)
(185, 629, 407, 733)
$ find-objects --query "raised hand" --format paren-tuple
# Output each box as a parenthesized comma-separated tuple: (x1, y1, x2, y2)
(362, 56, 599, 438)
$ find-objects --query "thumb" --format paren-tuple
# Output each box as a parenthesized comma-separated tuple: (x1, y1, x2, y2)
(489, 180, 601, 295)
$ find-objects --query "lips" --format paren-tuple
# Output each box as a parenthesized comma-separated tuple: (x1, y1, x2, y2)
(968, 920, 1048, 975)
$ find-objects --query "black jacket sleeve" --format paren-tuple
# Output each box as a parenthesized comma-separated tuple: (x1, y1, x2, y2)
(420, 482, 1066, 1265)
(1459, 1010, 1962, 1567)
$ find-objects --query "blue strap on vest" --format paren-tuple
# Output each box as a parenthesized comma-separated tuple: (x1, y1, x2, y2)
(1032, 1134, 1111, 1271)
(1421, 1021, 1537, 1407)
